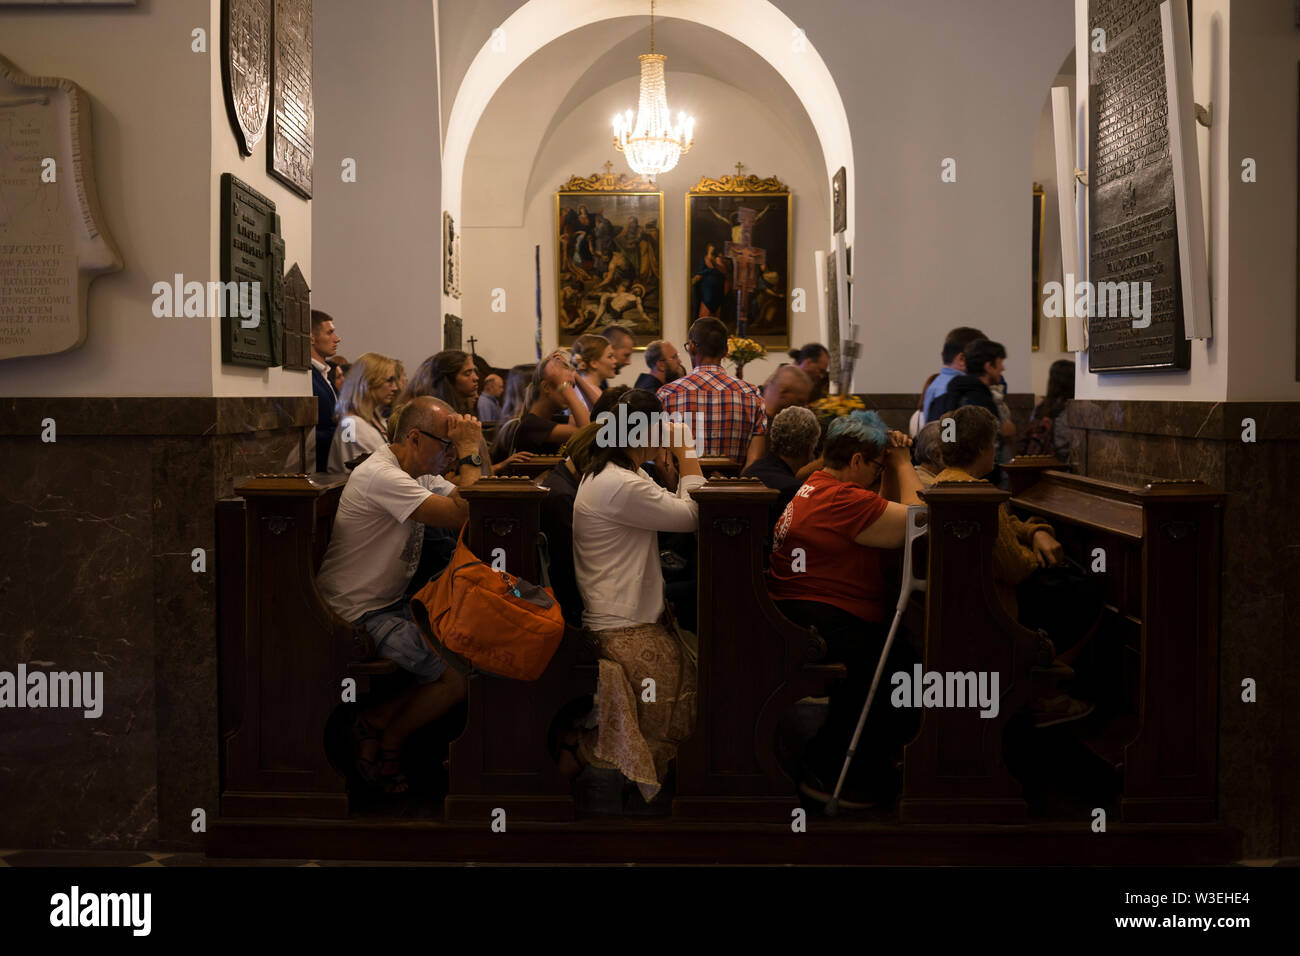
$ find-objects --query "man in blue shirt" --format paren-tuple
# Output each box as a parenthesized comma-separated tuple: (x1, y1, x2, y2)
(923, 326, 986, 423)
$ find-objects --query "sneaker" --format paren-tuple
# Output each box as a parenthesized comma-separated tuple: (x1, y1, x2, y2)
(1031, 659, 1075, 681)
(1031, 694, 1095, 729)
(799, 773, 874, 811)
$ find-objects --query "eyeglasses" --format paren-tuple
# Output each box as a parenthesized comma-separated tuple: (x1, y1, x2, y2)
(417, 428, 453, 451)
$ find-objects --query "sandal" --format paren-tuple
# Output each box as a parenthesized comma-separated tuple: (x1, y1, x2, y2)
(357, 747, 409, 794)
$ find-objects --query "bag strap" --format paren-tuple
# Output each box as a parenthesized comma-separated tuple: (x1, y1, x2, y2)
(535, 531, 553, 591)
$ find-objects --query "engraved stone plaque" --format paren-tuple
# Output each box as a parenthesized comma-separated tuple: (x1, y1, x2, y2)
(282, 262, 311, 370)
(1087, 0, 1190, 372)
(220, 173, 282, 367)
(269, 0, 313, 198)
(0, 54, 121, 360)
(222, 0, 271, 156)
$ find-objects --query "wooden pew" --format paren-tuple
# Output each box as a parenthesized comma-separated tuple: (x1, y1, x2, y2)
(443, 477, 596, 822)
(673, 477, 844, 819)
(496, 455, 561, 482)
(1003, 460, 1223, 823)
(218, 474, 370, 819)
(900, 482, 1052, 823)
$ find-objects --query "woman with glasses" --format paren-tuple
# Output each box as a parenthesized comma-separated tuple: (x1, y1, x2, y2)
(765, 409, 923, 814)
(327, 351, 401, 474)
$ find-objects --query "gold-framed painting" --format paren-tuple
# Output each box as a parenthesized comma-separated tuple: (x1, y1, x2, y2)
(686, 169, 791, 349)
(555, 165, 662, 347)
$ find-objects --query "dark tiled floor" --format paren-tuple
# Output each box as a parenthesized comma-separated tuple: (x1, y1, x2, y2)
(1, 848, 1296, 867)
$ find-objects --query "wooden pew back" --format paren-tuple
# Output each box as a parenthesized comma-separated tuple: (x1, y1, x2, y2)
(218, 474, 358, 819)
(1005, 461, 1223, 822)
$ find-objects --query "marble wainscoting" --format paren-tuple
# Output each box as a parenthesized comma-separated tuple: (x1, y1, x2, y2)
(0, 397, 316, 851)
(1069, 400, 1300, 858)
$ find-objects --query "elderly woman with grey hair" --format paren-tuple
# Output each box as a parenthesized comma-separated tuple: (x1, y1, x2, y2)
(742, 405, 823, 537)
(765, 410, 923, 811)
(911, 421, 945, 487)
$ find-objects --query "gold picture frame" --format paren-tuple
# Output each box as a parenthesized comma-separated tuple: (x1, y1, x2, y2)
(686, 168, 792, 349)
(1032, 182, 1045, 351)
(555, 164, 662, 347)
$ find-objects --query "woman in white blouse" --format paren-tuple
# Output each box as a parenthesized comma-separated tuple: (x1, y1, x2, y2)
(568, 388, 703, 804)
(327, 351, 400, 474)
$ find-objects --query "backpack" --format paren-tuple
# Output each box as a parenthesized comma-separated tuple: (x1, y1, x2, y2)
(1018, 414, 1055, 457)
(926, 388, 957, 421)
(409, 525, 564, 681)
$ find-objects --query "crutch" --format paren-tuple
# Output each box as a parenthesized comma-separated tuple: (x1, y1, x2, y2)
(825, 504, 928, 817)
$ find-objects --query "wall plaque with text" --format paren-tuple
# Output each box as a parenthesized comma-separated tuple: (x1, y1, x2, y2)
(220, 173, 282, 367)
(282, 262, 311, 370)
(1087, 0, 1189, 372)
(0, 54, 121, 361)
(269, 0, 314, 198)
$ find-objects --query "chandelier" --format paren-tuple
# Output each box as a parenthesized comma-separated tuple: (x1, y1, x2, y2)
(612, 0, 694, 178)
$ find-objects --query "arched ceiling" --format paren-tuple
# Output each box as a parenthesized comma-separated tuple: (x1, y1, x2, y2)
(464, 16, 824, 226)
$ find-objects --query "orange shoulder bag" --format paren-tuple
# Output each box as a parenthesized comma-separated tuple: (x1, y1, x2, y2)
(409, 525, 564, 681)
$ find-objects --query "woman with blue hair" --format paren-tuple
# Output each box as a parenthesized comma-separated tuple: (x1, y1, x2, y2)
(767, 409, 924, 811)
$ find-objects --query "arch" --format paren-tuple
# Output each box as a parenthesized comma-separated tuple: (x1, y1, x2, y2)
(442, 0, 855, 260)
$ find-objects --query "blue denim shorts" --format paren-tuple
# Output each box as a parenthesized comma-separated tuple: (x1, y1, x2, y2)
(357, 600, 446, 685)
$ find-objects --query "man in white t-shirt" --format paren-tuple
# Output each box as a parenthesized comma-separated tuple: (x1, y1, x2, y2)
(316, 395, 484, 792)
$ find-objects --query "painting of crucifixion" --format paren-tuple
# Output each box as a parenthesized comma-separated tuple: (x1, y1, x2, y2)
(686, 172, 791, 348)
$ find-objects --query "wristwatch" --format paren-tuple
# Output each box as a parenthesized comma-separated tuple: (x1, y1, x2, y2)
(457, 452, 483, 469)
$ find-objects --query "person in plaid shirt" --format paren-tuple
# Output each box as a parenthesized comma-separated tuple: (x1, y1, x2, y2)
(657, 317, 767, 465)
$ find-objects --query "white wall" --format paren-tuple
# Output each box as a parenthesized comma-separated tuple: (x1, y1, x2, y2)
(0, 0, 214, 397)
(1225, 0, 1300, 401)
(313, 0, 442, 373)
(461, 71, 828, 389)
(0, 0, 315, 398)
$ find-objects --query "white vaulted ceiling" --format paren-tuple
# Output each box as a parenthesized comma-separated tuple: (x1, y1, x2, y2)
(462, 16, 822, 227)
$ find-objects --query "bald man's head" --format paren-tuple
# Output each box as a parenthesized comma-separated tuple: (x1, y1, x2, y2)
(763, 364, 813, 417)
(390, 395, 452, 443)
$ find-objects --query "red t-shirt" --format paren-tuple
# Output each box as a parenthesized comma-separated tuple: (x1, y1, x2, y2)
(766, 469, 890, 622)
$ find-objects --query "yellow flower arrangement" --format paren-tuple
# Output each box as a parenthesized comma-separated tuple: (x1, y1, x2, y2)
(810, 394, 865, 417)
(726, 336, 766, 367)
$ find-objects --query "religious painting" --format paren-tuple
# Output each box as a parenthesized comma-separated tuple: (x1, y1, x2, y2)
(555, 166, 662, 347)
(686, 169, 791, 348)
(1032, 182, 1045, 351)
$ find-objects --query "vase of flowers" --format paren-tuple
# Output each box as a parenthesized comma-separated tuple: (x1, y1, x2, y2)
(727, 336, 766, 380)
(810, 394, 866, 430)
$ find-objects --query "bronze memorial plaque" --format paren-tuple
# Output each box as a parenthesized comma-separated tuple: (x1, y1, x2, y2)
(220, 173, 283, 368)
(269, 0, 314, 198)
(1087, 0, 1189, 372)
(282, 262, 311, 370)
(221, 0, 272, 156)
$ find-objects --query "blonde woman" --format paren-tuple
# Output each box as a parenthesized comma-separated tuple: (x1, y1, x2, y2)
(570, 334, 616, 410)
(327, 351, 400, 474)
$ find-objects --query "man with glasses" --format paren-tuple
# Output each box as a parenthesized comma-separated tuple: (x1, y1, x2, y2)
(316, 396, 482, 794)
